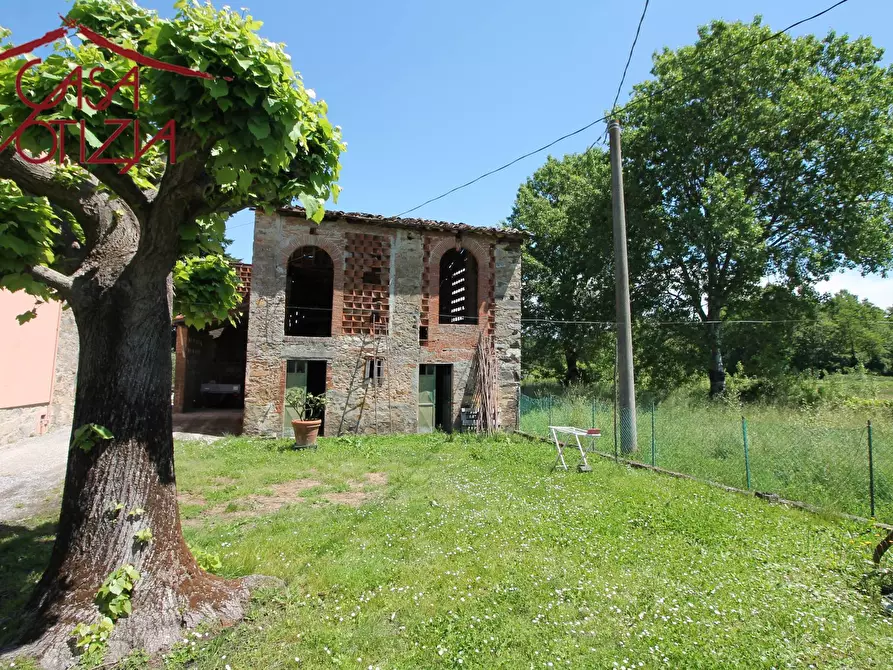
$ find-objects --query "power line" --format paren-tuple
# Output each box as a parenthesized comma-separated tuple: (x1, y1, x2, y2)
(520, 315, 893, 326)
(610, 0, 651, 116)
(393, 119, 604, 217)
(393, 0, 852, 218)
(178, 308, 893, 327)
(591, 0, 651, 151)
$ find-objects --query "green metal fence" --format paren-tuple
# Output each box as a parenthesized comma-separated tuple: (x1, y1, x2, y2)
(519, 393, 891, 523)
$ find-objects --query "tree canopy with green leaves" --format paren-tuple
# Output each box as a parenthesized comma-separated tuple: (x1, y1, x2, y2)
(617, 18, 893, 396)
(0, 1, 343, 664)
(508, 149, 658, 385)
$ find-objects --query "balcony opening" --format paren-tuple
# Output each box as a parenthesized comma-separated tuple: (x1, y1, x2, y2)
(285, 246, 334, 337)
(438, 248, 478, 325)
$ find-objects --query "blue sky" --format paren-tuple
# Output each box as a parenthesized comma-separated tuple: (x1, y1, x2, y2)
(4, 0, 892, 306)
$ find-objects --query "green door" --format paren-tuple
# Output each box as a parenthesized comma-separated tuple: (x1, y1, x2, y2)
(418, 364, 436, 434)
(283, 360, 308, 436)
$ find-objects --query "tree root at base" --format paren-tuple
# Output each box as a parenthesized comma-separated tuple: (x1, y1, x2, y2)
(1, 574, 283, 670)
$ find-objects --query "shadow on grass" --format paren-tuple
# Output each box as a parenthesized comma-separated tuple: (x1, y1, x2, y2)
(0, 521, 56, 648)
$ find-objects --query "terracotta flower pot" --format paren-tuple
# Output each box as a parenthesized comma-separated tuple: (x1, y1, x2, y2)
(291, 419, 322, 448)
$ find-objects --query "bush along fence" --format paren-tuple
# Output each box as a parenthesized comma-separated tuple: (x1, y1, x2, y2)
(519, 394, 892, 524)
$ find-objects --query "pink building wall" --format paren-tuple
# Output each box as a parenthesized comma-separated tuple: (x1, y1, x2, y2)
(0, 290, 62, 409)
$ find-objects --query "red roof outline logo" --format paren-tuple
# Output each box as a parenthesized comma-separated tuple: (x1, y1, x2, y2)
(0, 18, 233, 171)
(0, 17, 231, 82)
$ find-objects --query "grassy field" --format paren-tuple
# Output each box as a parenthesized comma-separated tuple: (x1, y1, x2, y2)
(4, 433, 893, 668)
(520, 393, 893, 524)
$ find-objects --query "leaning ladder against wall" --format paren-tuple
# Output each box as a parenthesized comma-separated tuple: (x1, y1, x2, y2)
(471, 333, 499, 433)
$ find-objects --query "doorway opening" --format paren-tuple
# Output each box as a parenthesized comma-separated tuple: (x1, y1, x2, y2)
(283, 359, 328, 436)
(418, 364, 453, 433)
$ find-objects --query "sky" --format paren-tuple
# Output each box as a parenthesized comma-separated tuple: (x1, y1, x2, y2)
(4, 0, 892, 307)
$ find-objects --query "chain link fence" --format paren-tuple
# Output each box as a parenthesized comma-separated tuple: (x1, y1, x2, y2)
(519, 393, 891, 523)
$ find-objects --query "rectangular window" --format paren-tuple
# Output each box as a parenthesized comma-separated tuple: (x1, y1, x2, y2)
(365, 358, 384, 385)
(287, 360, 307, 374)
(362, 268, 382, 285)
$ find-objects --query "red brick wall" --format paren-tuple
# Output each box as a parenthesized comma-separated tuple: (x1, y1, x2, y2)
(422, 233, 496, 361)
(420, 236, 432, 344)
(342, 232, 391, 336)
(233, 263, 252, 297)
(486, 244, 496, 337)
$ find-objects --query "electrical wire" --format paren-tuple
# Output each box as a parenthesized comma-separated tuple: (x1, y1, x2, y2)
(182, 304, 893, 327)
(393, 0, 852, 218)
(596, 0, 651, 150)
(393, 118, 605, 218)
(520, 316, 893, 326)
(590, 0, 651, 151)
(610, 0, 651, 116)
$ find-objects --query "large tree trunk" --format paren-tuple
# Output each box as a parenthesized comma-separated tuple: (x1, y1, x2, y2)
(563, 348, 581, 386)
(12, 263, 249, 668)
(707, 321, 726, 398)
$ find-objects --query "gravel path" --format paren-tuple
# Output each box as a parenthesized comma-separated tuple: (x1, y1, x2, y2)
(0, 430, 69, 524)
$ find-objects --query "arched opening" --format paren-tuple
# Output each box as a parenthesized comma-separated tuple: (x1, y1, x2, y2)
(438, 248, 478, 325)
(285, 246, 334, 337)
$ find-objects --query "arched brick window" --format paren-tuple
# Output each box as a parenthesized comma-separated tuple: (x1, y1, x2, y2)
(285, 246, 333, 337)
(438, 248, 478, 325)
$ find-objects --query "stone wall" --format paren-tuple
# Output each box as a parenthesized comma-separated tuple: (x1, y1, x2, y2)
(49, 306, 79, 433)
(494, 241, 523, 430)
(0, 405, 49, 444)
(243, 210, 522, 437)
(0, 301, 78, 444)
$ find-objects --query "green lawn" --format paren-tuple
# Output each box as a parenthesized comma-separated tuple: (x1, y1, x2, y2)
(520, 395, 893, 524)
(4, 433, 893, 668)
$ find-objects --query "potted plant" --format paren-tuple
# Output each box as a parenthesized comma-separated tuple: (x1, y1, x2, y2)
(285, 387, 327, 447)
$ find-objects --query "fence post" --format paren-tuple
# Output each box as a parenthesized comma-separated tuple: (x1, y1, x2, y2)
(591, 401, 596, 430)
(613, 392, 619, 461)
(650, 399, 656, 466)
(548, 396, 553, 432)
(742, 416, 751, 490)
(868, 419, 875, 518)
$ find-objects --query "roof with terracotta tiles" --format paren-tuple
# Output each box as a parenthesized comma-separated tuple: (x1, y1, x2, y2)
(276, 206, 526, 241)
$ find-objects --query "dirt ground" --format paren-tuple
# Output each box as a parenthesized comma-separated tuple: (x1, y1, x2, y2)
(0, 416, 231, 523)
(179, 473, 389, 525)
(0, 429, 69, 523)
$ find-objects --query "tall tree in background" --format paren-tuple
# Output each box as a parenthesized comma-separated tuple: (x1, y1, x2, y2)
(793, 290, 892, 373)
(508, 150, 657, 385)
(0, 1, 343, 665)
(618, 19, 893, 396)
(720, 284, 823, 379)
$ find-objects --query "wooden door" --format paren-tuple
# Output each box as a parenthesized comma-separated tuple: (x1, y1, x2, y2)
(283, 360, 308, 436)
(418, 364, 436, 434)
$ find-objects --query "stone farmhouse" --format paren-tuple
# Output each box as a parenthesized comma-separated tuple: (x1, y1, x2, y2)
(173, 208, 524, 437)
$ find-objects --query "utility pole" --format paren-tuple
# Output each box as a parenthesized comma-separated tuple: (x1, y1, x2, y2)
(608, 120, 637, 454)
